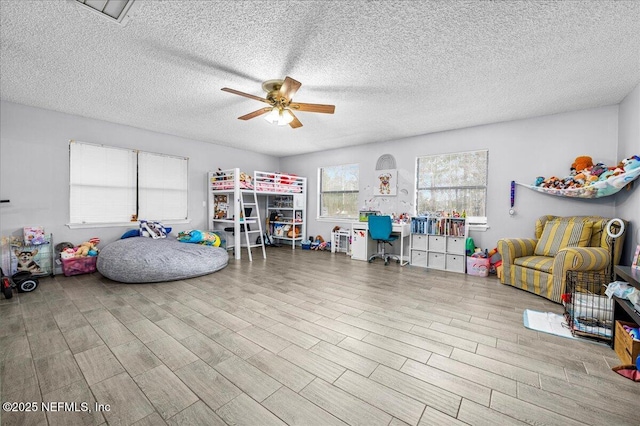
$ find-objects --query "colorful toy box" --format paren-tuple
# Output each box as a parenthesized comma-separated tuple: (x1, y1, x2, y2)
(61, 256, 97, 277)
(466, 256, 490, 277)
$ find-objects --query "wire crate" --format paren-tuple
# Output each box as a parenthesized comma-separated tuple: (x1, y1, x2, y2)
(563, 270, 613, 342)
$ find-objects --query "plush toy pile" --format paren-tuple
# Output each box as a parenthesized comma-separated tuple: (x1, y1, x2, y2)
(60, 237, 100, 259)
(535, 155, 640, 191)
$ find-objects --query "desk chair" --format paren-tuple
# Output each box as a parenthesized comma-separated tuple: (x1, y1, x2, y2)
(368, 215, 400, 265)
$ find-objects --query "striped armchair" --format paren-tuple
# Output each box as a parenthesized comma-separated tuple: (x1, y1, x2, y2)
(497, 215, 626, 303)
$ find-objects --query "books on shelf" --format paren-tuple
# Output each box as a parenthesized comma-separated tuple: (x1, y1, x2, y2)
(411, 216, 466, 237)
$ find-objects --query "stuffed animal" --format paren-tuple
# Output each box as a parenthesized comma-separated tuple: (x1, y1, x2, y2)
(287, 225, 302, 238)
(571, 156, 593, 172)
(590, 162, 607, 177)
(74, 243, 89, 257)
(215, 168, 225, 181)
(622, 155, 640, 172)
(239, 172, 252, 186)
(60, 248, 76, 260)
(177, 230, 223, 247)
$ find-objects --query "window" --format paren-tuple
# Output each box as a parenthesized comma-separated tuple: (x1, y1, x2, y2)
(69, 141, 188, 225)
(416, 150, 488, 218)
(318, 164, 359, 219)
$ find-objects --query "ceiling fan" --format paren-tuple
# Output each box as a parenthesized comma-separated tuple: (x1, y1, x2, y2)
(221, 76, 335, 128)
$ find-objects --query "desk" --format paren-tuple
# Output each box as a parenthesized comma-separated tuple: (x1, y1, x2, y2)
(350, 221, 410, 266)
(611, 265, 640, 350)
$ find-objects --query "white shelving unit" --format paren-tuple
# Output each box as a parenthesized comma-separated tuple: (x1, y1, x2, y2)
(266, 193, 306, 249)
(410, 216, 467, 273)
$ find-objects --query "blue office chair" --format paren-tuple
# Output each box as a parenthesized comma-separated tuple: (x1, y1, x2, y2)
(368, 215, 400, 265)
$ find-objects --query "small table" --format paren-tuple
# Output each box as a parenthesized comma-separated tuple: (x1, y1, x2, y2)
(611, 265, 640, 349)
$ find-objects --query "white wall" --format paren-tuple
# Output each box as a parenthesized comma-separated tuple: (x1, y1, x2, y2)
(616, 82, 640, 265)
(280, 105, 620, 250)
(0, 101, 279, 245)
(2, 100, 632, 258)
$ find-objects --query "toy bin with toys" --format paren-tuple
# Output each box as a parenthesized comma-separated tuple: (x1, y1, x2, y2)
(61, 256, 97, 277)
(467, 254, 490, 277)
(59, 237, 100, 276)
(614, 321, 640, 365)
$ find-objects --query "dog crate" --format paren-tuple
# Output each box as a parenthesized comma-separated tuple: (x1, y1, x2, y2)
(563, 270, 613, 342)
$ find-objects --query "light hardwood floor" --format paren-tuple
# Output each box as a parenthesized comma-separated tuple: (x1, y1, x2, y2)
(1, 247, 638, 425)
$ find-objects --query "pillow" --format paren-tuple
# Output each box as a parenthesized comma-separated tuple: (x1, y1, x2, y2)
(534, 220, 593, 256)
(177, 230, 226, 248)
(121, 229, 140, 239)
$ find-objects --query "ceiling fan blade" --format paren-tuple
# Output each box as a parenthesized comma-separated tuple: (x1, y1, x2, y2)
(279, 76, 302, 101)
(238, 107, 272, 120)
(289, 111, 303, 129)
(289, 102, 335, 114)
(221, 87, 272, 104)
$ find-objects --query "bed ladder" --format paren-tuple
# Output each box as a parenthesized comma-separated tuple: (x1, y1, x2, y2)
(240, 191, 266, 261)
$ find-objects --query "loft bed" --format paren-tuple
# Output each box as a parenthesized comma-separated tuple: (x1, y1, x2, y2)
(208, 168, 306, 260)
(210, 169, 304, 193)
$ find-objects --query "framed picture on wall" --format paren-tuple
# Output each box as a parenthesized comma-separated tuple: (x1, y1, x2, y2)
(632, 245, 640, 270)
(374, 169, 397, 196)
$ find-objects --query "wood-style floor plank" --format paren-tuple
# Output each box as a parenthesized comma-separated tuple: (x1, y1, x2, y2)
(2, 248, 637, 426)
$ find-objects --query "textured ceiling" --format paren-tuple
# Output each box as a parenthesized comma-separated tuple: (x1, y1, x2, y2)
(1, 1, 639, 157)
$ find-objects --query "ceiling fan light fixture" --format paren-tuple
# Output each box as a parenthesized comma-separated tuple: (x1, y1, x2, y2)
(264, 107, 280, 124)
(278, 108, 294, 126)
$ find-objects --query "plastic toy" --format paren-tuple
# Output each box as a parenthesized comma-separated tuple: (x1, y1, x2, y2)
(1, 267, 38, 299)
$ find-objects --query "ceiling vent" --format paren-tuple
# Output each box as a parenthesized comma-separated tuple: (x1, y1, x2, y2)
(73, 0, 139, 26)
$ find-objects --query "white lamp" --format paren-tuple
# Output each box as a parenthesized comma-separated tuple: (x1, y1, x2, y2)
(277, 108, 294, 126)
(264, 107, 294, 126)
(264, 107, 280, 124)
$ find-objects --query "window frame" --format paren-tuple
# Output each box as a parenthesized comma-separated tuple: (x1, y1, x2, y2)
(415, 149, 488, 222)
(317, 163, 360, 221)
(68, 141, 189, 228)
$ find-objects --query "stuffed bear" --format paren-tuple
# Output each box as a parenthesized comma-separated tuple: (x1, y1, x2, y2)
(287, 225, 302, 238)
(571, 156, 593, 173)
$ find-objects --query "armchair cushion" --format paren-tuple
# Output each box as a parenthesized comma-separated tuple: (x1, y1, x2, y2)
(534, 219, 593, 256)
(514, 256, 554, 273)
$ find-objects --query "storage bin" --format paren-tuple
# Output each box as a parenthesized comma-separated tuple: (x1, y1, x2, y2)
(446, 254, 465, 273)
(614, 320, 640, 365)
(447, 236, 465, 254)
(61, 256, 97, 276)
(428, 252, 445, 270)
(411, 250, 427, 267)
(428, 235, 445, 252)
(466, 257, 490, 277)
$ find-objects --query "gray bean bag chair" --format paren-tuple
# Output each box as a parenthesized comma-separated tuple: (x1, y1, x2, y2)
(97, 237, 228, 283)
